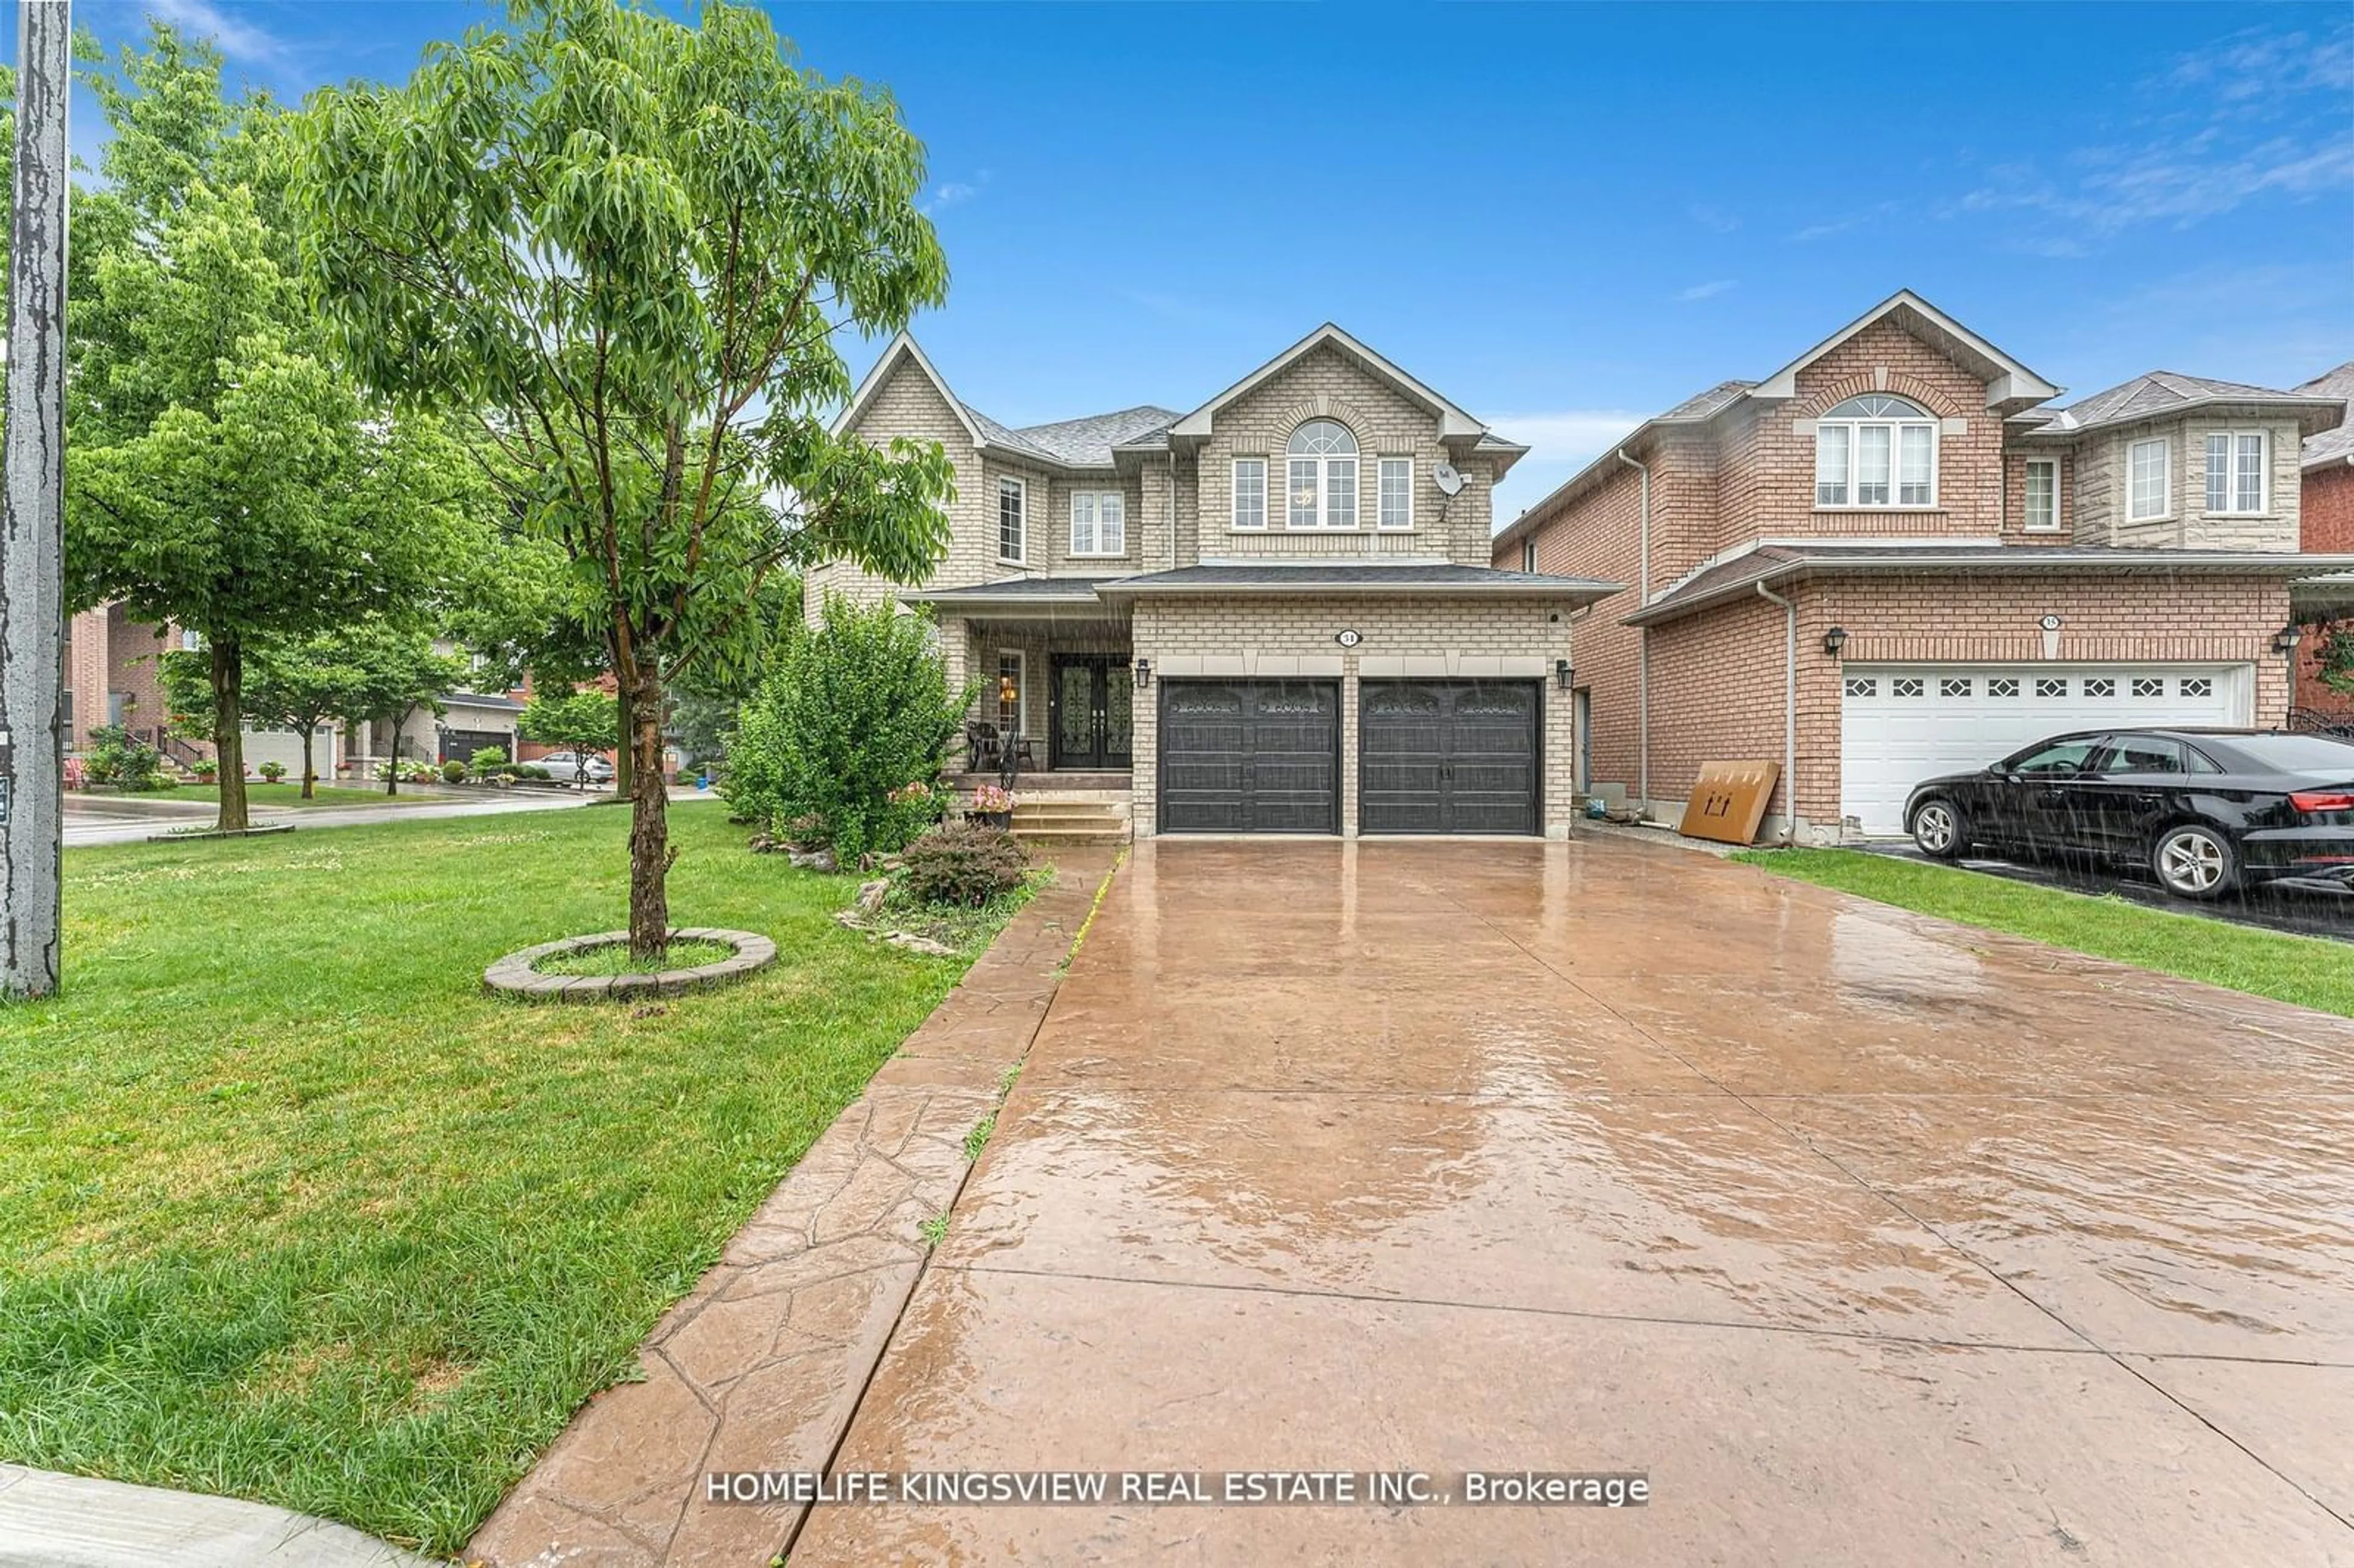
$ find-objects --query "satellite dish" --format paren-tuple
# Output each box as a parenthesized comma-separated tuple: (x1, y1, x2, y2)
(1433, 462, 1465, 497)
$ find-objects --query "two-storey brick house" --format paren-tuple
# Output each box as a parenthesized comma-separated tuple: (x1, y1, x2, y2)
(806, 325, 1618, 837)
(1490, 291, 2353, 840)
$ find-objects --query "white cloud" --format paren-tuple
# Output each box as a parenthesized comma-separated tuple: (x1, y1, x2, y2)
(142, 0, 291, 66)
(1686, 203, 1740, 234)
(931, 182, 980, 207)
(1675, 280, 1735, 302)
(1484, 408, 1650, 526)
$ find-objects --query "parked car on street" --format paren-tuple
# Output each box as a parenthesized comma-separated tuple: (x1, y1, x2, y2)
(535, 751, 615, 785)
(1905, 729, 2354, 901)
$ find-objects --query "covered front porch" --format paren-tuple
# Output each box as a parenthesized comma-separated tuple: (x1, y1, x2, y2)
(905, 577, 1139, 780)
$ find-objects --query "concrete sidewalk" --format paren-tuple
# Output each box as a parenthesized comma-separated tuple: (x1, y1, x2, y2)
(0, 1464, 431, 1568)
(62, 788, 628, 846)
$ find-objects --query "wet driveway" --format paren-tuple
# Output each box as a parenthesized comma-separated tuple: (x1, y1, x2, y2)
(794, 837, 2354, 1565)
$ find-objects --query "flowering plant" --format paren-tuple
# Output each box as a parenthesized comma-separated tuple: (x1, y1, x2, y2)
(886, 780, 933, 805)
(62, 756, 86, 790)
(969, 783, 1016, 813)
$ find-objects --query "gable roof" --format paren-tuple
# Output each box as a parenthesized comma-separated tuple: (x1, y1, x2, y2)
(2013, 368, 2345, 441)
(1492, 291, 2059, 558)
(835, 332, 1181, 471)
(1746, 290, 2059, 407)
(2295, 362, 2354, 470)
(1166, 322, 1502, 445)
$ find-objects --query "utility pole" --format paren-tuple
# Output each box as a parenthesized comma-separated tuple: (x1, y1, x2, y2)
(1, 0, 70, 999)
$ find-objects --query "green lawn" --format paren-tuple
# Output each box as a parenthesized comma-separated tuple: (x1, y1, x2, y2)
(1732, 848, 2354, 1018)
(0, 808, 1026, 1553)
(175, 783, 446, 807)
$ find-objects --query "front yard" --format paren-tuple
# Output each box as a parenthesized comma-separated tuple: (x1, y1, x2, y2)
(0, 807, 1009, 1554)
(173, 783, 448, 807)
(1734, 847, 2354, 1018)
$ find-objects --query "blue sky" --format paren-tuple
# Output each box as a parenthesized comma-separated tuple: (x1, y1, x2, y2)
(28, 0, 2354, 523)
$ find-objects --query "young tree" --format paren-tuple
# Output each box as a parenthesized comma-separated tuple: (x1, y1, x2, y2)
(346, 631, 473, 796)
(519, 688, 622, 787)
(299, 0, 956, 957)
(63, 31, 473, 832)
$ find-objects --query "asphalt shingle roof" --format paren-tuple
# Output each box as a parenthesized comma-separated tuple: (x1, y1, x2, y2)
(2295, 362, 2354, 468)
(1094, 563, 1620, 596)
(2044, 370, 2315, 432)
(908, 576, 1122, 601)
(962, 403, 1183, 468)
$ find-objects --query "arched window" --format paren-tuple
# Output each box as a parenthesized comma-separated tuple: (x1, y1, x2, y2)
(1286, 419, 1359, 528)
(1816, 394, 1937, 508)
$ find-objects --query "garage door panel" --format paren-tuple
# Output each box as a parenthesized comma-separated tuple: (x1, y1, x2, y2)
(1360, 680, 1539, 836)
(1159, 680, 1338, 834)
(1839, 664, 2245, 835)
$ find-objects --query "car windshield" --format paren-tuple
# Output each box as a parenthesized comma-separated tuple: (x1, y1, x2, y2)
(2006, 738, 2099, 775)
(2220, 734, 2354, 774)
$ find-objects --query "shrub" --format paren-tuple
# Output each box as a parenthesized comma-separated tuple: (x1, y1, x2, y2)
(901, 823, 1028, 908)
(371, 759, 437, 783)
(191, 758, 219, 780)
(467, 746, 508, 775)
(517, 763, 551, 780)
(83, 726, 164, 791)
(725, 593, 967, 862)
(257, 760, 288, 783)
(441, 759, 470, 783)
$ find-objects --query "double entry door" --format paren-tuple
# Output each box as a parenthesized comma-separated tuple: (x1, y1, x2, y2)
(1049, 655, 1134, 770)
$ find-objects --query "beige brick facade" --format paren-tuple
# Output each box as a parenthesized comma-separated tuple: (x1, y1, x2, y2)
(1130, 595, 1579, 837)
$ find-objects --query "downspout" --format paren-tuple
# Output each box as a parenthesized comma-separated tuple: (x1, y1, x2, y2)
(1616, 447, 1651, 815)
(1754, 580, 1797, 847)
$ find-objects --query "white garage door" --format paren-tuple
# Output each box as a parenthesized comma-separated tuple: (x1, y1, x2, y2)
(1840, 664, 2249, 835)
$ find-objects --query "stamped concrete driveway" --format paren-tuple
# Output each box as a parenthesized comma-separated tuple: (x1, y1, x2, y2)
(794, 837, 2354, 1566)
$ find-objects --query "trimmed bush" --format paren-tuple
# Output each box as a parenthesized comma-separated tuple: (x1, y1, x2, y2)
(441, 759, 470, 783)
(724, 593, 966, 861)
(901, 823, 1028, 908)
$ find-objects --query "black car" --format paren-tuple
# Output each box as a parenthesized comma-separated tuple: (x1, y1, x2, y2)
(1903, 729, 2354, 900)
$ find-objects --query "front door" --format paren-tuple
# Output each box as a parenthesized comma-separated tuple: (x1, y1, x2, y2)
(1050, 656, 1134, 771)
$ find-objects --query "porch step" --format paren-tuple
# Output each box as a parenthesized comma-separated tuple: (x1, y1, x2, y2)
(1003, 797, 1130, 846)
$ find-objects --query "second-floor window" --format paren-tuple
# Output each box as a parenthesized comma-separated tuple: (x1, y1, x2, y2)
(1378, 457, 1413, 530)
(1233, 459, 1266, 529)
(1287, 419, 1358, 528)
(2128, 437, 2169, 521)
(1815, 395, 1937, 508)
(997, 478, 1026, 562)
(2204, 432, 2267, 515)
(2024, 459, 2059, 532)
(1069, 492, 1126, 556)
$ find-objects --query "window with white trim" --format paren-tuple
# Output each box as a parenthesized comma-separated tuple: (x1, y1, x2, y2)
(1068, 491, 1126, 557)
(2131, 677, 2163, 698)
(2127, 438, 2169, 521)
(1377, 457, 1413, 530)
(1940, 676, 1972, 697)
(1286, 420, 1358, 528)
(2036, 677, 2067, 698)
(1232, 459, 1266, 529)
(1845, 677, 1876, 698)
(1815, 395, 1937, 508)
(997, 478, 1026, 562)
(2204, 432, 2267, 515)
(1892, 677, 1925, 698)
(2182, 677, 2213, 698)
(1989, 677, 2020, 697)
(1521, 539, 1537, 572)
(2024, 459, 2059, 532)
(2084, 676, 2116, 698)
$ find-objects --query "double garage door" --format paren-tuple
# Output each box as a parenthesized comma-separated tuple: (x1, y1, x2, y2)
(1157, 679, 1539, 835)
(1840, 663, 2247, 835)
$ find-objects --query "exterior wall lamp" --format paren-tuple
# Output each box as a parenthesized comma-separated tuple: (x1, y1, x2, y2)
(1132, 657, 1152, 689)
(1821, 625, 1848, 658)
(2272, 624, 2304, 657)
(1554, 658, 1574, 690)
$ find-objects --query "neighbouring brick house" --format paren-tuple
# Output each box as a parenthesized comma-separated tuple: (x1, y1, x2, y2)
(1490, 291, 2353, 841)
(2293, 362, 2354, 723)
(806, 325, 1618, 837)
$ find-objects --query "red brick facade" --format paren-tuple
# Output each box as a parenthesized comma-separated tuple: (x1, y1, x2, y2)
(2296, 462, 2354, 718)
(1498, 297, 2332, 836)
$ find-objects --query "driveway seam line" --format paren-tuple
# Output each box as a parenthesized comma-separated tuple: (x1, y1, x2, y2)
(1430, 848, 2354, 1535)
(774, 849, 1126, 1566)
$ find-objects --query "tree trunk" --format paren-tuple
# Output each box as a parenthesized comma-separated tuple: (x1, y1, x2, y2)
(612, 685, 633, 799)
(299, 724, 316, 799)
(384, 706, 405, 795)
(620, 656, 671, 960)
(210, 636, 247, 831)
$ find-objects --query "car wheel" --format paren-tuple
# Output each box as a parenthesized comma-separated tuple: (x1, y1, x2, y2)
(1910, 797, 1967, 859)
(2150, 823, 2238, 900)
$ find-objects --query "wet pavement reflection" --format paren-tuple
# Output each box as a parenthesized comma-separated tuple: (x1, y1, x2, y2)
(794, 837, 2354, 1564)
